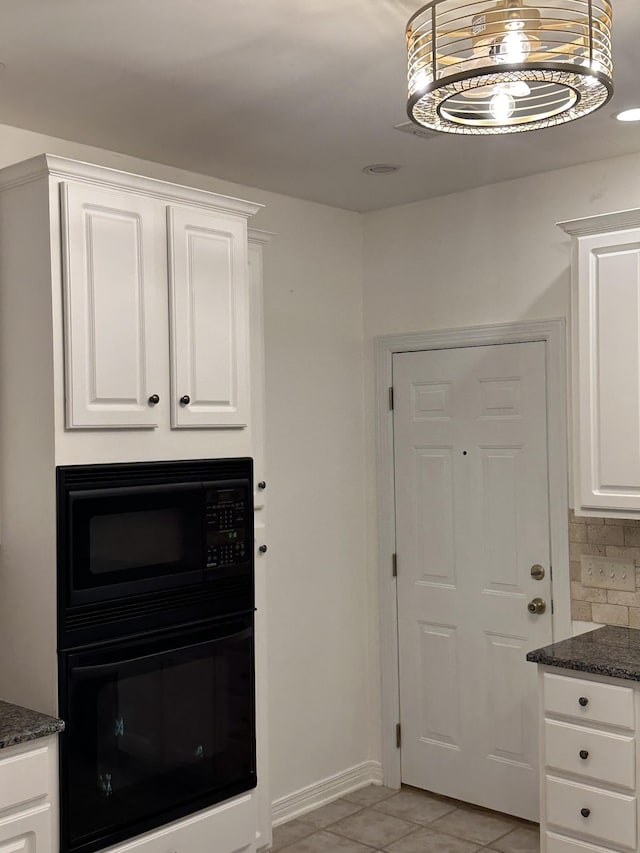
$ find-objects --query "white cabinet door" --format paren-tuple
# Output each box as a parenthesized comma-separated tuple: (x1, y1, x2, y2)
(167, 206, 250, 429)
(571, 223, 640, 513)
(61, 182, 167, 429)
(0, 805, 52, 853)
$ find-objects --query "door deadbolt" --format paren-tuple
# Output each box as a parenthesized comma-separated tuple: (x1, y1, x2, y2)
(530, 564, 545, 581)
(527, 597, 546, 615)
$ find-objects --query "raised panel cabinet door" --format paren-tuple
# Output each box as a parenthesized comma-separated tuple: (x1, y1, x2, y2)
(167, 206, 250, 429)
(61, 182, 167, 428)
(0, 805, 52, 853)
(574, 227, 640, 511)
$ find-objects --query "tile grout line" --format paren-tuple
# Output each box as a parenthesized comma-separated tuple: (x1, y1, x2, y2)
(272, 790, 538, 853)
(276, 813, 524, 852)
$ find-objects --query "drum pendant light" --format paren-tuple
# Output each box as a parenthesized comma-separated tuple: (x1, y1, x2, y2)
(407, 0, 613, 134)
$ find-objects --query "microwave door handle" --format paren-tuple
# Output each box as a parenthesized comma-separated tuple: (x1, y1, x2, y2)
(69, 482, 202, 501)
(72, 627, 253, 679)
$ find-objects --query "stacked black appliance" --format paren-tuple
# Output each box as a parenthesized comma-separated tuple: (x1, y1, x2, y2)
(56, 458, 256, 853)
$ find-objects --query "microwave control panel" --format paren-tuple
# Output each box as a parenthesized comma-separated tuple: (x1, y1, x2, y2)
(205, 485, 249, 568)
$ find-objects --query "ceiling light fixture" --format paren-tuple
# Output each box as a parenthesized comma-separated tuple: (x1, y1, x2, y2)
(406, 0, 613, 135)
(616, 109, 640, 123)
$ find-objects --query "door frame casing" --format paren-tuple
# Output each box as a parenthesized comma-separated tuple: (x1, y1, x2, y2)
(374, 318, 571, 788)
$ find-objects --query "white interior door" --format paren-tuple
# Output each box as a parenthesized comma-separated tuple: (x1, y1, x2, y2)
(393, 341, 552, 821)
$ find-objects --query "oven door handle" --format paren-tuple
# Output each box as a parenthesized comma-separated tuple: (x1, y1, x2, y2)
(70, 626, 253, 678)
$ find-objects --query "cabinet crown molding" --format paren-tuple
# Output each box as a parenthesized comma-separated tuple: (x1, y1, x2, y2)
(0, 154, 264, 219)
(558, 207, 640, 237)
(248, 228, 276, 245)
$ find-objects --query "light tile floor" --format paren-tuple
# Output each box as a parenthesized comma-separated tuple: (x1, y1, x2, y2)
(271, 786, 540, 853)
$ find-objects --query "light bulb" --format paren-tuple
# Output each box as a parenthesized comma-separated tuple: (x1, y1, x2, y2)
(490, 91, 516, 122)
(581, 56, 602, 88)
(504, 81, 531, 98)
(411, 67, 433, 93)
(492, 29, 531, 64)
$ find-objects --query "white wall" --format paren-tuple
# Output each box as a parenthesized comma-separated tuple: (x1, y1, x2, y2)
(0, 124, 370, 806)
(363, 151, 640, 338)
(361, 150, 640, 768)
(5, 116, 640, 811)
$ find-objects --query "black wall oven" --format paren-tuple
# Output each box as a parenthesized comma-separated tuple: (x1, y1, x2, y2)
(57, 459, 256, 853)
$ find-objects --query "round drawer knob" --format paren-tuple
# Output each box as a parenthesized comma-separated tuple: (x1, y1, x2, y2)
(148, 394, 160, 406)
(259, 545, 268, 553)
(180, 395, 191, 406)
(258, 481, 267, 490)
(578, 696, 589, 707)
(581, 808, 591, 818)
(579, 750, 589, 760)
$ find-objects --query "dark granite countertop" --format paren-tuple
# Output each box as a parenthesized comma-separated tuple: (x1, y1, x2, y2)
(527, 625, 640, 681)
(0, 700, 64, 749)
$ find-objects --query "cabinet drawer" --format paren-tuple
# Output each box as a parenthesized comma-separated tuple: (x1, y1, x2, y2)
(544, 719, 635, 789)
(106, 793, 255, 853)
(543, 672, 634, 729)
(546, 776, 636, 849)
(0, 803, 52, 853)
(0, 746, 49, 813)
(546, 831, 620, 852)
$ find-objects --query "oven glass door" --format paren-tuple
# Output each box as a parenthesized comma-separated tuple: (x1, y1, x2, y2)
(67, 483, 204, 605)
(60, 615, 255, 853)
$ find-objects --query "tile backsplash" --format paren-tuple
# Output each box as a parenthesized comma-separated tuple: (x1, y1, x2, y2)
(569, 510, 640, 627)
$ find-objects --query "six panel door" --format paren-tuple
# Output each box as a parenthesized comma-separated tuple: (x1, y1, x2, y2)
(393, 341, 553, 821)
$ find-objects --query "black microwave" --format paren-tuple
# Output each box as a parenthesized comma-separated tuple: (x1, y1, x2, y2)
(57, 459, 254, 642)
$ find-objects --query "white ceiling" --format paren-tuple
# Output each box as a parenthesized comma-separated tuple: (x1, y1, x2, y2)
(0, 0, 639, 211)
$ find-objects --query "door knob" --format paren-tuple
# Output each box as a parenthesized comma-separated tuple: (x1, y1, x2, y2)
(527, 597, 546, 615)
(148, 394, 160, 406)
(581, 808, 591, 818)
(530, 564, 545, 581)
(259, 545, 268, 554)
(180, 395, 191, 406)
(579, 750, 589, 760)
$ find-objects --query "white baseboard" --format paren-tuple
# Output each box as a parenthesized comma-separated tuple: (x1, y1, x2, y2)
(271, 760, 384, 827)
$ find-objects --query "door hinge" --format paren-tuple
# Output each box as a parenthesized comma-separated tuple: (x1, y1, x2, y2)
(392, 553, 398, 577)
(396, 723, 402, 749)
(551, 599, 555, 614)
(389, 386, 394, 410)
(550, 564, 553, 580)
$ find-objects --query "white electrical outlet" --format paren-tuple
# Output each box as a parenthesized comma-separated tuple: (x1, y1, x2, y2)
(581, 555, 636, 591)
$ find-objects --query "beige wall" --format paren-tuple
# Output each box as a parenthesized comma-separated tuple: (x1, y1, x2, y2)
(0, 123, 370, 805)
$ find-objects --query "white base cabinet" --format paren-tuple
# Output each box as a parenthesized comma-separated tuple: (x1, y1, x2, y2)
(560, 208, 640, 517)
(0, 738, 58, 853)
(538, 667, 640, 852)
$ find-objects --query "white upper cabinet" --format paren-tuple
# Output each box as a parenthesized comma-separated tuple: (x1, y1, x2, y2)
(61, 182, 167, 429)
(560, 210, 640, 516)
(58, 167, 261, 431)
(168, 206, 250, 429)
